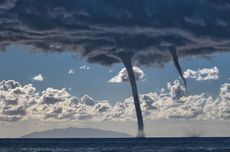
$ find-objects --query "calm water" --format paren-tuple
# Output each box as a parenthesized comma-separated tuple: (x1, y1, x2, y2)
(0, 138, 230, 152)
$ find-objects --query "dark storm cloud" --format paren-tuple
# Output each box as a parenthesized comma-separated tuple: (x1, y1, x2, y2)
(0, 0, 230, 66)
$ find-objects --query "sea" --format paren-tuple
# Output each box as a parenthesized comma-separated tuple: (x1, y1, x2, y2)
(0, 138, 230, 152)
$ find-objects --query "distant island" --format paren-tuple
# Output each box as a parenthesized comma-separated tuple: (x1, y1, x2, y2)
(20, 127, 131, 138)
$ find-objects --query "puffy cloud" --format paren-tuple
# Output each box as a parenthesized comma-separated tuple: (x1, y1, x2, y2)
(184, 67, 219, 81)
(1, 79, 230, 122)
(0, 80, 37, 122)
(81, 95, 96, 106)
(0, 80, 21, 91)
(32, 74, 44, 82)
(79, 65, 90, 70)
(167, 80, 186, 100)
(68, 68, 75, 74)
(30, 88, 80, 120)
(108, 66, 144, 83)
(219, 83, 230, 101)
(40, 88, 78, 105)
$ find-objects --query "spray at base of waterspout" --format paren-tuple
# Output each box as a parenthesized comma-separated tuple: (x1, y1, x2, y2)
(137, 130, 145, 138)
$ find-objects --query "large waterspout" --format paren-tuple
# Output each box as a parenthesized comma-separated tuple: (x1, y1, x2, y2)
(119, 54, 145, 137)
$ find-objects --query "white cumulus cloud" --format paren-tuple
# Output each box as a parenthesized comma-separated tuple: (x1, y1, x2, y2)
(81, 95, 96, 106)
(32, 74, 44, 82)
(0, 80, 36, 122)
(1, 79, 230, 123)
(79, 65, 90, 70)
(108, 66, 144, 83)
(183, 66, 219, 81)
(68, 68, 75, 74)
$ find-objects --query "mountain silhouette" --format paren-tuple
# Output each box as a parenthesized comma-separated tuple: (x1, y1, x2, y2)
(20, 127, 131, 138)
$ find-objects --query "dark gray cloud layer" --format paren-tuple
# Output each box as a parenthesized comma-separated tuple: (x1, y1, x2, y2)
(0, 0, 230, 66)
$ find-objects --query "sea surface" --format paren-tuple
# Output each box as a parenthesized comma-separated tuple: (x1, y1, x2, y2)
(0, 138, 230, 152)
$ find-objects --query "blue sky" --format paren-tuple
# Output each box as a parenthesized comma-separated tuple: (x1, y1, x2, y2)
(1, 45, 229, 103)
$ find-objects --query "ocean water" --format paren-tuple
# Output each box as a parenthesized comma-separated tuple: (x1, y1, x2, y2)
(0, 138, 230, 152)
